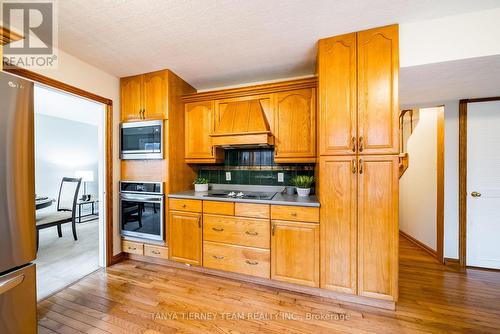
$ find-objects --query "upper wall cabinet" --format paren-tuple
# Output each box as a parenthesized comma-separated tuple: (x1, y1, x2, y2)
(121, 70, 168, 121)
(318, 33, 357, 156)
(357, 25, 399, 155)
(318, 25, 399, 156)
(273, 88, 316, 163)
(121, 75, 143, 121)
(185, 100, 223, 163)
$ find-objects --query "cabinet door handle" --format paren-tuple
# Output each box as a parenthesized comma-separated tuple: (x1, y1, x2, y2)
(198, 217, 201, 228)
(143, 109, 146, 119)
(358, 136, 364, 152)
(352, 159, 357, 174)
(212, 255, 224, 260)
(245, 231, 258, 236)
(212, 226, 224, 232)
(245, 260, 259, 266)
(351, 136, 357, 152)
(359, 159, 363, 174)
(271, 223, 276, 236)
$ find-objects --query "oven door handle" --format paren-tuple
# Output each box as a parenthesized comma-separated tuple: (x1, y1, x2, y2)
(120, 194, 163, 202)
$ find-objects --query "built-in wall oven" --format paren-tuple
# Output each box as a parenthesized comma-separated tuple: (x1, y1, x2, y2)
(120, 181, 164, 242)
(120, 120, 163, 160)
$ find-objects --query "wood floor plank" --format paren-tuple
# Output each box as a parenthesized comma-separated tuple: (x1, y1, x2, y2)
(37, 237, 500, 333)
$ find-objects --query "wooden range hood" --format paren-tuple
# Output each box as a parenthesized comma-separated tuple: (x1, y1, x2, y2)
(210, 99, 274, 147)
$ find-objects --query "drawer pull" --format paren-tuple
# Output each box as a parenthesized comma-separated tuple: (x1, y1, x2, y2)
(151, 250, 161, 255)
(181, 204, 186, 208)
(212, 226, 224, 232)
(245, 260, 259, 265)
(128, 246, 136, 251)
(212, 255, 224, 260)
(245, 231, 258, 236)
(291, 212, 297, 217)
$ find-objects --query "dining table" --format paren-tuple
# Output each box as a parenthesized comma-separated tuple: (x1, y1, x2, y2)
(35, 197, 55, 210)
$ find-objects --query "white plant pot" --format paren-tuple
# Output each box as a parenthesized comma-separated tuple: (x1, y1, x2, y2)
(194, 184, 209, 192)
(296, 188, 311, 197)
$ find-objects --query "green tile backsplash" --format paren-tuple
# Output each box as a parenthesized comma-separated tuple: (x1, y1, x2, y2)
(197, 149, 315, 186)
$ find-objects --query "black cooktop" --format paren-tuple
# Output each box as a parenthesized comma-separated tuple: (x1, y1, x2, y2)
(203, 190, 276, 201)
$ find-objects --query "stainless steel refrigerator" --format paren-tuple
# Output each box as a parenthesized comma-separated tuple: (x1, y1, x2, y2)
(0, 72, 37, 333)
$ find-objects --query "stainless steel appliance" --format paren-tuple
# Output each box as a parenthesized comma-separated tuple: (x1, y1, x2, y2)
(0, 72, 37, 333)
(203, 190, 277, 200)
(120, 181, 164, 241)
(120, 120, 163, 160)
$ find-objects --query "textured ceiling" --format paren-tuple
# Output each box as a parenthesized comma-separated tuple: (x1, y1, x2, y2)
(57, 0, 500, 90)
(400, 54, 500, 106)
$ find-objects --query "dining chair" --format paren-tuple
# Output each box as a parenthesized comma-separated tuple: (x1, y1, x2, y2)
(35, 177, 82, 250)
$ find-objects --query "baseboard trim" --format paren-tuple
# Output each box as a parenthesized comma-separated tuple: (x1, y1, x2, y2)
(108, 252, 124, 266)
(125, 253, 396, 311)
(399, 231, 438, 260)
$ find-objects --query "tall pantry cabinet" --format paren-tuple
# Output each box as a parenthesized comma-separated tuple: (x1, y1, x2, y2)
(318, 25, 399, 301)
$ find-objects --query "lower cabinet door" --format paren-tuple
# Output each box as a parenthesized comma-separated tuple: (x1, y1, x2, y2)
(169, 210, 202, 265)
(203, 241, 270, 278)
(357, 155, 399, 301)
(271, 220, 319, 287)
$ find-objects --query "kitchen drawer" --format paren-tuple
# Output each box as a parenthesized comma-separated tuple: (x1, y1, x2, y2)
(144, 244, 169, 259)
(122, 240, 144, 255)
(203, 241, 270, 278)
(169, 198, 202, 212)
(203, 214, 270, 249)
(235, 203, 270, 219)
(203, 201, 234, 215)
(271, 205, 319, 223)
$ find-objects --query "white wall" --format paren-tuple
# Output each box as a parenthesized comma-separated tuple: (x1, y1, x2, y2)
(35, 114, 99, 209)
(402, 101, 460, 259)
(21, 49, 121, 256)
(400, 7, 500, 68)
(399, 108, 440, 250)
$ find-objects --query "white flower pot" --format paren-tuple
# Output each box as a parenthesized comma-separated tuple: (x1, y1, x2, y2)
(194, 184, 208, 192)
(296, 188, 311, 197)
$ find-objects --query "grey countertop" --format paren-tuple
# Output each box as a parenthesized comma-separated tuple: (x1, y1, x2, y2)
(168, 184, 320, 207)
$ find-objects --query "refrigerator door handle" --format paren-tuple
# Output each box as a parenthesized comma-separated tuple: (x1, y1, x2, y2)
(0, 274, 25, 295)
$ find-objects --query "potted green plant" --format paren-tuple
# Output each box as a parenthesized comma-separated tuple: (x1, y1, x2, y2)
(193, 177, 209, 192)
(290, 175, 314, 197)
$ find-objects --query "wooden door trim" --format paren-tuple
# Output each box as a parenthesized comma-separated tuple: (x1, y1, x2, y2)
(436, 106, 445, 263)
(4, 66, 117, 267)
(459, 96, 500, 268)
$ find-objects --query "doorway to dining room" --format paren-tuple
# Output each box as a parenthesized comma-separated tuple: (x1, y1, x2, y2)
(33, 83, 106, 300)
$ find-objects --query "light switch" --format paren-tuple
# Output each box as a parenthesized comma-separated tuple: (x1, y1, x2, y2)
(278, 172, 284, 182)
(225, 172, 231, 181)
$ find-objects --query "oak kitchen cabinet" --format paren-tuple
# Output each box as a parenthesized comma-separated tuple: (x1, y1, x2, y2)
(318, 25, 399, 302)
(184, 100, 223, 163)
(271, 219, 320, 287)
(182, 79, 318, 164)
(318, 25, 399, 156)
(357, 155, 399, 300)
(169, 207, 203, 266)
(121, 70, 168, 121)
(273, 88, 316, 163)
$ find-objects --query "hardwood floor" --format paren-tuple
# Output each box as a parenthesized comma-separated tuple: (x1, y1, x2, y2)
(37, 237, 500, 333)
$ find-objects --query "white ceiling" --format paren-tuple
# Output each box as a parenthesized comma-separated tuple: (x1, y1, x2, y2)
(57, 0, 500, 90)
(400, 54, 500, 106)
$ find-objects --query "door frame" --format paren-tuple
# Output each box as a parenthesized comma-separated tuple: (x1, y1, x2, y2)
(4, 66, 120, 267)
(459, 96, 500, 268)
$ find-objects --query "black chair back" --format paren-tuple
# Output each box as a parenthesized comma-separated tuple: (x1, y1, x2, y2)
(57, 177, 82, 220)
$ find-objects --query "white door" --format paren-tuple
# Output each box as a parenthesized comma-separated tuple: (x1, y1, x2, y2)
(467, 101, 500, 269)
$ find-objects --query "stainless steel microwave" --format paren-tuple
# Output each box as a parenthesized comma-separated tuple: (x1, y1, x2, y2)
(120, 120, 163, 160)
